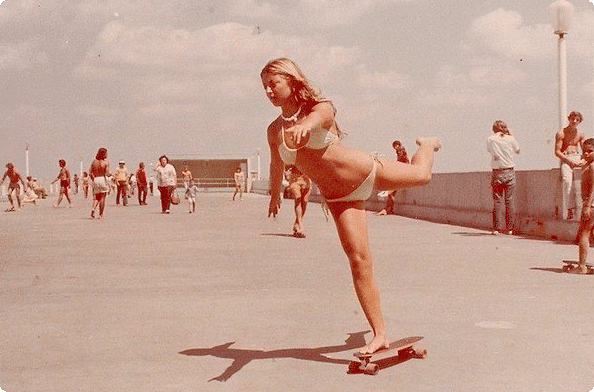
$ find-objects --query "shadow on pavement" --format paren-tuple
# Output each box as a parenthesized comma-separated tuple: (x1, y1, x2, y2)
(530, 267, 566, 274)
(260, 233, 295, 238)
(180, 331, 370, 382)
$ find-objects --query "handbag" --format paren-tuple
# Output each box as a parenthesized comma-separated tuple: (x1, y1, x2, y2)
(171, 189, 181, 205)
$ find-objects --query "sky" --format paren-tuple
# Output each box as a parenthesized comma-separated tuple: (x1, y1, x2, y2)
(0, 0, 593, 183)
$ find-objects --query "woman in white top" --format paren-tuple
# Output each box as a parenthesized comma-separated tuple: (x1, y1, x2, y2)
(154, 155, 177, 214)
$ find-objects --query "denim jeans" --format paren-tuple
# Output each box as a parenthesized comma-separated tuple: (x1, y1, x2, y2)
(492, 168, 516, 232)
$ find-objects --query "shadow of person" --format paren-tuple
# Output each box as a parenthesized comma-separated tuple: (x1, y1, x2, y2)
(179, 331, 369, 382)
(530, 267, 566, 274)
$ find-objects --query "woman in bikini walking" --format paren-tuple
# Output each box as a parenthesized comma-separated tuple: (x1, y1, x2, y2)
(89, 147, 110, 218)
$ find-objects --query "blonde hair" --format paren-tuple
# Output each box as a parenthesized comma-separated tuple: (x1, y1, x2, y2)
(261, 57, 345, 137)
(260, 58, 327, 110)
(492, 120, 509, 135)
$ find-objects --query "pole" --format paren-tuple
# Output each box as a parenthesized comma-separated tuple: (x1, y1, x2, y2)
(25, 143, 29, 177)
(255, 148, 261, 180)
(558, 33, 567, 130)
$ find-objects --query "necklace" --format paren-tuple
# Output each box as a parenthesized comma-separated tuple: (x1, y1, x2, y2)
(280, 106, 301, 123)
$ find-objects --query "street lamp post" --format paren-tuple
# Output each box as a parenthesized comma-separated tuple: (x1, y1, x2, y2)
(25, 143, 29, 178)
(550, 0, 575, 220)
(549, 0, 574, 130)
(255, 148, 261, 180)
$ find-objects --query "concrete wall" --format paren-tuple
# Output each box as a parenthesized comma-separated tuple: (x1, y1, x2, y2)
(251, 168, 578, 242)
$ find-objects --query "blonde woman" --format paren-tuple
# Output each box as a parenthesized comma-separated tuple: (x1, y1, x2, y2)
(261, 58, 441, 354)
(89, 148, 110, 218)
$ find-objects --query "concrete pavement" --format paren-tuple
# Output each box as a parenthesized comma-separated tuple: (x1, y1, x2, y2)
(1, 191, 594, 392)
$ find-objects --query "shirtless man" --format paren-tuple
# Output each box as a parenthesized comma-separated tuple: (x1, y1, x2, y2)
(181, 165, 193, 191)
(555, 111, 585, 219)
(52, 159, 72, 208)
(0, 163, 27, 211)
(232, 167, 244, 201)
(575, 138, 594, 274)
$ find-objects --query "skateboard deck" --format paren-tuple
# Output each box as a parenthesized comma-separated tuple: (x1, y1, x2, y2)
(349, 336, 426, 375)
(562, 260, 594, 274)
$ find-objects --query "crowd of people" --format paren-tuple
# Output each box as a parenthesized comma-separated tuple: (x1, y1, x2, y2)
(0, 151, 251, 219)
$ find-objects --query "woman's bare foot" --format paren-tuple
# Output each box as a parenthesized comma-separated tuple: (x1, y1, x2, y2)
(569, 264, 589, 274)
(359, 334, 389, 355)
(416, 136, 441, 152)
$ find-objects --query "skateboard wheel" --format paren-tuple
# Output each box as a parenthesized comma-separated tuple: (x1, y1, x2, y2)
(348, 361, 362, 373)
(364, 363, 379, 375)
(415, 349, 428, 359)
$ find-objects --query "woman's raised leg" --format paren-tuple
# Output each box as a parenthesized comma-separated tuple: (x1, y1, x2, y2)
(374, 137, 440, 190)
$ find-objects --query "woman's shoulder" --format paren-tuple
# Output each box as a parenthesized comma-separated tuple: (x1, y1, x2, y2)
(267, 118, 282, 142)
(307, 100, 335, 116)
(267, 116, 282, 130)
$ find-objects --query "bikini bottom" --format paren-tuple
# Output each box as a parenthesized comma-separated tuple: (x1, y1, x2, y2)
(325, 155, 378, 203)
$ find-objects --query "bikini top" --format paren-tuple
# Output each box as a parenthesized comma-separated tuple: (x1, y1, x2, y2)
(278, 127, 339, 165)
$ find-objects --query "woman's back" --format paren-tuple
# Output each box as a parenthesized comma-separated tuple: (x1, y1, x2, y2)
(90, 159, 108, 177)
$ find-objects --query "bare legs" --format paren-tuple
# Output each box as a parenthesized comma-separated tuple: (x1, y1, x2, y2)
(329, 200, 388, 355)
(55, 185, 72, 208)
(233, 186, 243, 201)
(577, 214, 594, 273)
(289, 183, 309, 237)
(6, 188, 21, 211)
(325, 137, 440, 354)
(90, 193, 107, 218)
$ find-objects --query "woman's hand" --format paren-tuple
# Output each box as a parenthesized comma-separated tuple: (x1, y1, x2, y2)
(583, 205, 591, 220)
(571, 159, 586, 169)
(285, 123, 313, 147)
(268, 195, 281, 217)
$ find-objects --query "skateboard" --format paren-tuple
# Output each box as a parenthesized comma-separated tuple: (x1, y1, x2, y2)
(562, 260, 594, 274)
(348, 336, 426, 375)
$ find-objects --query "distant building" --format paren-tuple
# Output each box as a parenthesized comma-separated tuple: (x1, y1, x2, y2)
(168, 154, 257, 191)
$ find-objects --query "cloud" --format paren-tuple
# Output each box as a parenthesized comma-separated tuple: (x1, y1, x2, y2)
(229, 0, 278, 19)
(570, 10, 594, 57)
(467, 8, 551, 59)
(468, 60, 527, 87)
(356, 69, 413, 92)
(229, 0, 413, 29)
(467, 8, 594, 61)
(0, 41, 49, 70)
(73, 19, 375, 129)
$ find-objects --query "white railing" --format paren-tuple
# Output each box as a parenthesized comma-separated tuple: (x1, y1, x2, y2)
(180, 178, 242, 191)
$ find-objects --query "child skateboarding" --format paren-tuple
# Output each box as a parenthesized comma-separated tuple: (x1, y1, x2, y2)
(575, 138, 594, 274)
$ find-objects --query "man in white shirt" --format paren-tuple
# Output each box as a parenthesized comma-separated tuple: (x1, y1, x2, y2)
(487, 120, 520, 235)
